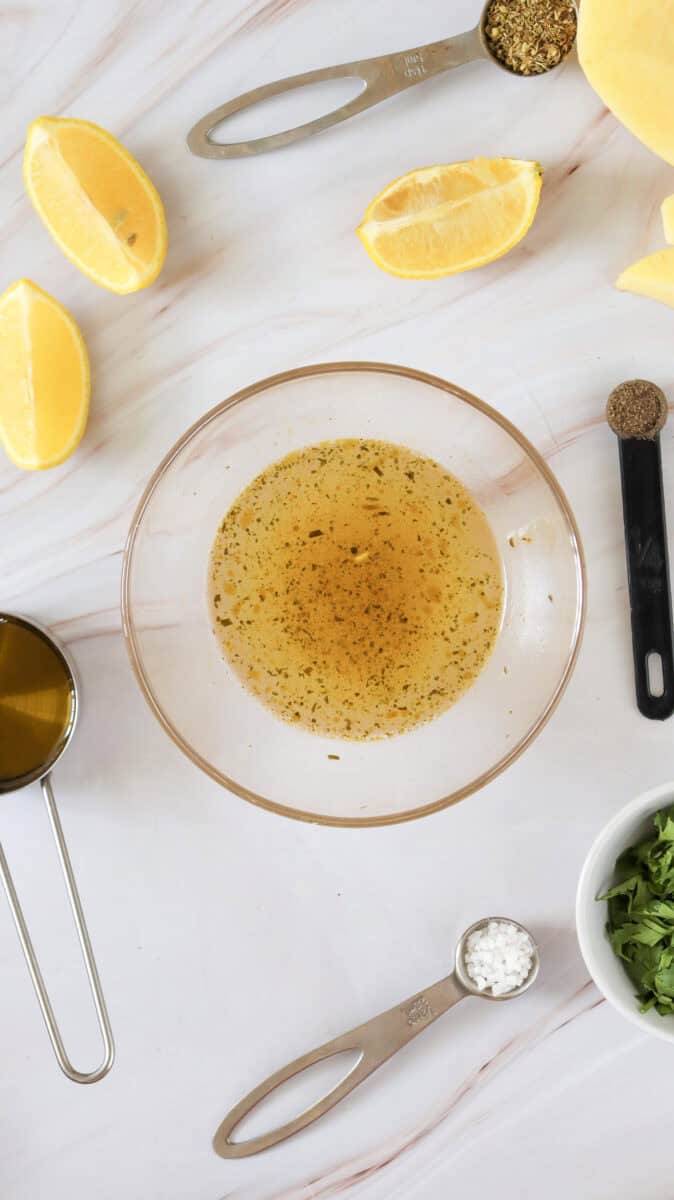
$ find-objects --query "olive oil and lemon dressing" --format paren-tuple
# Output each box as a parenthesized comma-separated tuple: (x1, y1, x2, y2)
(208, 439, 503, 739)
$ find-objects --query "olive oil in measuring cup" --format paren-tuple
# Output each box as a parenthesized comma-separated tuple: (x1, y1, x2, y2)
(0, 617, 75, 787)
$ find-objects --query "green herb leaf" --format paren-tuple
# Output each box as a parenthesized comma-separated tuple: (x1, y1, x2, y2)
(655, 810, 674, 842)
(599, 804, 674, 1016)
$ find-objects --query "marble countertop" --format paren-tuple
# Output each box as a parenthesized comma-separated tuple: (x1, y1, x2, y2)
(3, 1, 674, 1197)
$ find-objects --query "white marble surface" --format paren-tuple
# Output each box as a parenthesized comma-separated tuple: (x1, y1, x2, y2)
(2, 1, 674, 1196)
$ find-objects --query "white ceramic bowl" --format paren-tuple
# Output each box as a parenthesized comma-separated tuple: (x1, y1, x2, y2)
(576, 781, 674, 1042)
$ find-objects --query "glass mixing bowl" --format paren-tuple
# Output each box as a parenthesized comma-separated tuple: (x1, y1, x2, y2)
(122, 362, 585, 826)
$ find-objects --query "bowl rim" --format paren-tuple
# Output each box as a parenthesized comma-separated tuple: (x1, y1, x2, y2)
(121, 360, 587, 827)
(576, 780, 674, 1042)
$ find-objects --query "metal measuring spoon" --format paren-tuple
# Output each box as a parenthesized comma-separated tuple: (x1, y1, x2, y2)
(213, 917, 538, 1158)
(0, 613, 114, 1084)
(188, 0, 577, 159)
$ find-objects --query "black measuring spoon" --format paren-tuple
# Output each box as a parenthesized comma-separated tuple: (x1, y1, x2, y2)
(607, 380, 674, 719)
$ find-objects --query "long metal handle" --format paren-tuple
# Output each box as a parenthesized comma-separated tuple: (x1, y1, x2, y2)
(0, 775, 114, 1084)
(188, 29, 483, 159)
(213, 972, 466, 1158)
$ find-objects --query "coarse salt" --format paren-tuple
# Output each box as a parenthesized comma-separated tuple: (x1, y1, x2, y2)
(463, 920, 534, 996)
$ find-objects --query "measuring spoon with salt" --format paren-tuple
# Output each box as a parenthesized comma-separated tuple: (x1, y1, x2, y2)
(188, 0, 577, 159)
(213, 917, 538, 1158)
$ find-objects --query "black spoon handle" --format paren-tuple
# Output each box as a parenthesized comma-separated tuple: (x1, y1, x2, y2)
(618, 435, 674, 719)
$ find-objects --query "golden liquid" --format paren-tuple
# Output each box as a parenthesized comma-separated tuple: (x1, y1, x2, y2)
(208, 439, 503, 740)
(0, 619, 74, 786)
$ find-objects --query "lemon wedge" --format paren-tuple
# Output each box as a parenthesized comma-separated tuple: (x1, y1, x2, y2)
(24, 117, 167, 294)
(357, 158, 542, 279)
(616, 249, 674, 310)
(0, 279, 90, 470)
(662, 195, 674, 245)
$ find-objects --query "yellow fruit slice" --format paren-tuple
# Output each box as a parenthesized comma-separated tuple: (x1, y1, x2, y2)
(662, 195, 674, 244)
(616, 248, 674, 310)
(357, 158, 542, 279)
(578, 0, 674, 165)
(0, 280, 90, 470)
(24, 117, 167, 293)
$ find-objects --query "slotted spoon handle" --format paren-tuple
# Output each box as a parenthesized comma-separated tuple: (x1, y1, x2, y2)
(213, 972, 465, 1157)
(187, 29, 483, 159)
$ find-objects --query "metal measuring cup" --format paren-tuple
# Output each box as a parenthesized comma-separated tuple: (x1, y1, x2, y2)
(0, 613, 114, 1084)
(213, 917, 539, 1157)
(188, 0, 577, 159)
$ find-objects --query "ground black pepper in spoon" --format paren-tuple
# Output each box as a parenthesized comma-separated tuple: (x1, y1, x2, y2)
(607, 380, 674, 719)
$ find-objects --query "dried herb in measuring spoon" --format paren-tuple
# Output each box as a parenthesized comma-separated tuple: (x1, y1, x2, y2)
(606, 379, 667, 440)
(484, 0, 578, 76)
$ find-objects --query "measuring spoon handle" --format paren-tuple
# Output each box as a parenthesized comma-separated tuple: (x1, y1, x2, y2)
(187, 29, 483, 159)
(618, 434, 674, 719)
(213, 972, 465, 1158)
(0, 776, 114, 1084)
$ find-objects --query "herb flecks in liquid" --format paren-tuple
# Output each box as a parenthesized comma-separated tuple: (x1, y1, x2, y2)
(208, 439, 503, 740)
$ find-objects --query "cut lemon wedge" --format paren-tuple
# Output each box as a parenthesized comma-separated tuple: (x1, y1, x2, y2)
(616, 249, 674, 310)
(662, 195, 674, 244)
(24, 117, 167, 294)
(0, 279, 90, 470)
(357, 158, 543, 279)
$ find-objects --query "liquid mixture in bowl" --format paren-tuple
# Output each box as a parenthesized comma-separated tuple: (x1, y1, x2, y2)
(208, 438, 503, 739)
